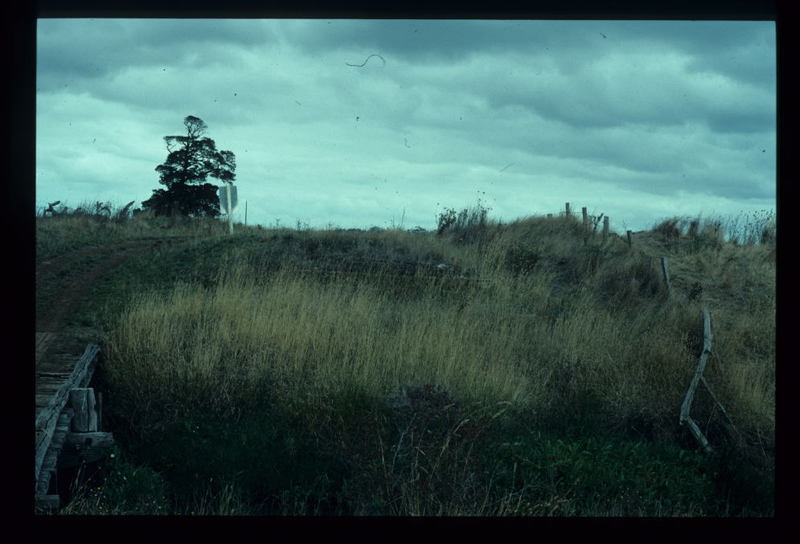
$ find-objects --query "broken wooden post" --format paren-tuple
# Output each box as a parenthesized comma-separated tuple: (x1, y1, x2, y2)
(680, 308, 714, 454)
(660, 256, 671, 294)
(69, 388, 98, 432)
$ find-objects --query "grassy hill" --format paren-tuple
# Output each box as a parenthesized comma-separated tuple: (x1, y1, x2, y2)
(36, 203, 775, 516)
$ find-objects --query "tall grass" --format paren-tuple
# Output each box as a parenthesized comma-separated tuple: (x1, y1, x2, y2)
(104, 227, 770, 448)
(46, 204, 774, 515)
(105, 262, 538, 431)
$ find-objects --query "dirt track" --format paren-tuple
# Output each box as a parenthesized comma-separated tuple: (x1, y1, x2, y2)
(35, 238, 182, 368)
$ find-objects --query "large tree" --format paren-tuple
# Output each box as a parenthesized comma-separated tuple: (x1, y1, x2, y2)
(142, 115, 236, 217)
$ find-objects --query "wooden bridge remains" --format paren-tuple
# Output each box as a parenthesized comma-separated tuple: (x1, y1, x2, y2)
(35, 336, 113, 513)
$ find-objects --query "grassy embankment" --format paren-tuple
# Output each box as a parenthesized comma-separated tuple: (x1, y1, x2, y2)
(37, 202, 775, 516)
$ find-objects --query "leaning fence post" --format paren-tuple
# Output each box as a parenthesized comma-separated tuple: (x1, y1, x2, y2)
(680, 308, 714, 454)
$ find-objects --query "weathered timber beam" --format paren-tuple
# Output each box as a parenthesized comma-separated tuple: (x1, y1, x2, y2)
(683, 416, 713, 454)
(69, 388, 98, 432)
(680, 309, 712, 423)
(59, 432, 115, 469)
(36, 410, 72, 496)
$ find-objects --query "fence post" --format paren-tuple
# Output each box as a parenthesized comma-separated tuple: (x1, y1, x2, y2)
(565, 202, 571, 217)
(679, 308, 714, 454)
(582, 207, 588, 230)
(660, 256, 671, 294)
(627, 230, 633, 248)
(602, 216, 609, 242)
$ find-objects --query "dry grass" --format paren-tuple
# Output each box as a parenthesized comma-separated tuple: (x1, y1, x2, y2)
(42, 203, 774, 516)
(103, 209, 774, 453)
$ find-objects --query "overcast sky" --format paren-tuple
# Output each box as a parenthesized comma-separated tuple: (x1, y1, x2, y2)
(35, 18, 776, 232)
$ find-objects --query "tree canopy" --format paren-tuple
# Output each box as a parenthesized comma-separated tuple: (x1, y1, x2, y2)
(142, 116, 236, 217)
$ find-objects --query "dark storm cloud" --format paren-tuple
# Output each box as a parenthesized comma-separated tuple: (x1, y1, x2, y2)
(282, 19, 772, 77)
(281, 19, 568, 62)
(131, 19, 276, 48)
(620, 21, 776, 94)
(279, 19, 774, 135)
(37, 19, 277, 92)
(488, 76, 773, 135)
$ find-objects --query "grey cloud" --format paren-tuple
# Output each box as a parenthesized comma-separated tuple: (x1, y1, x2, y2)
(481, 61, 773, 134)
(280, 20, 585, 63)
(130, 19, 276, 48)
(685, 42, 776, 92)
(609, 21, 775, 90)
(705, 106, 774, 134)
(37, 19, 276, 92)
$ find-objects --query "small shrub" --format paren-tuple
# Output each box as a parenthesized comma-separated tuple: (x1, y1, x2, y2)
(653, 217, 682, 244)
(436, 200, 493, 244)
(436, 208, 457, 235)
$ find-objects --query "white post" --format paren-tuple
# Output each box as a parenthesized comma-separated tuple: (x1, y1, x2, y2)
(226, 182, 233, 235)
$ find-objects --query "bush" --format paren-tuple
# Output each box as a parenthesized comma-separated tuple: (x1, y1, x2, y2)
(436, 200, 493, 244)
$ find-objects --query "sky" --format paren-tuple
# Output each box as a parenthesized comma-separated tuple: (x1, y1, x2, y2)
(35, 18, 776, 233)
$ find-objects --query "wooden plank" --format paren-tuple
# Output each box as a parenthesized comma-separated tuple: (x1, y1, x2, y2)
(36, 344, 99, 431)
(36, 385, 63, 396)
(37, 380, 64, 389)
(36, 332, 56, 366)
(36, 372, 72, 379)
(35, 344, 100, 482)
(37, 411, 71, 495)
(60, 432, 115, 468)
(36, 361, 73, 374)
(36, 394, 57, 407)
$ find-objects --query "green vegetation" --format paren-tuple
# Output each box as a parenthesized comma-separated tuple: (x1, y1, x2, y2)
(38, 203, 775, 516)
